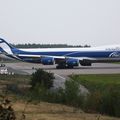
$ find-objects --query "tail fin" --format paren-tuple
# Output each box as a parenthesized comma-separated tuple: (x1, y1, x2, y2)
(0, 38, 17, 55)
(0, 38, 23, 61)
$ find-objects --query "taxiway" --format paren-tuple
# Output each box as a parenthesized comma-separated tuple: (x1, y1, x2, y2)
(4, 62, 120, 76)
(2, 62, 120, 92)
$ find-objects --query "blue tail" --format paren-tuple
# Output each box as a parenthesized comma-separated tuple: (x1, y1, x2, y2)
(0, 38, 20, 55)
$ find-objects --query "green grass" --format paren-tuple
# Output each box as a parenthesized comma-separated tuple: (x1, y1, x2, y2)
(113, 62, 120, 64)
(70, 74, 120, 92)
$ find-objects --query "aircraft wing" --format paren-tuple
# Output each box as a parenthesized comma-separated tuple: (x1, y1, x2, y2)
(17, 54, 65, 59)
(16, 54, 96, 61)
(70, 57, 96, 61)
(17, 54, 96, 61)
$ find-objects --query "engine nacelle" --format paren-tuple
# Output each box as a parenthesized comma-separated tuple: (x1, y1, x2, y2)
(41, 57, 54, 65)
(66, 58, 79, 66)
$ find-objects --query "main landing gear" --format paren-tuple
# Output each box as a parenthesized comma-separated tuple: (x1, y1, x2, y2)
(56, 63, 74, 69)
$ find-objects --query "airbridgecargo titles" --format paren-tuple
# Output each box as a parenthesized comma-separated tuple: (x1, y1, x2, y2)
(0, 38, 120, 69)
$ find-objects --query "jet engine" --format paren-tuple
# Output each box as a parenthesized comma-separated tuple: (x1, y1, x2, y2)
(66, 58, 79, 67)
(41, 57, 54, 65)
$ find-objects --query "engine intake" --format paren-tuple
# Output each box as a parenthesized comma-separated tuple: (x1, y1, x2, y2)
(41, 57, 54, 65)
(66, 58, 79, 66)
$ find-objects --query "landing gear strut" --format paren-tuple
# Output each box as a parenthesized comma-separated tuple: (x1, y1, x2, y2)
(56, 63, 74, 69)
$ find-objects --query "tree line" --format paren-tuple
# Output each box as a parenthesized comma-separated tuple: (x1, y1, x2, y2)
(12, 43, 91, 48)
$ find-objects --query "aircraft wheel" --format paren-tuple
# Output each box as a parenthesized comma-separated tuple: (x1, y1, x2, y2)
(56, 64, 74, 69)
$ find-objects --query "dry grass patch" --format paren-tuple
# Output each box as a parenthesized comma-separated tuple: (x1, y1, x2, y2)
(13, 101, 120, 120)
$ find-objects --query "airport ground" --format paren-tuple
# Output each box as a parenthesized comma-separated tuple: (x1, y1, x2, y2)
(1, 62, 120, 96)
(0, 62, 120, 120)
(4, 62, 120, 75)
(1, 62, 120, 89)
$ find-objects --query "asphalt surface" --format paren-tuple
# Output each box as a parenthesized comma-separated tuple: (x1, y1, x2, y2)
(4, 62, 120, 76)
(1, 62, 120, 93)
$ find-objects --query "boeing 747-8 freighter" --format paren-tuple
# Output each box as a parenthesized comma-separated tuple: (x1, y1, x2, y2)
(0, 38, 120, 69)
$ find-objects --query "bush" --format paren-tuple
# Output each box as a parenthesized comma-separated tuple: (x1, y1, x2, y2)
(83, 91, 102, 113)
(30, 69, 54, 90)
(29, 72, 120, 117)
(63, 79, 84, 107)
(29, 69, 54, 102)
(83, 85, 120, 117)
(44, 88, 65, 103)
(100, 85, 120, 117)
(29, 78, 84, 108)
(29, 84, 48, 102)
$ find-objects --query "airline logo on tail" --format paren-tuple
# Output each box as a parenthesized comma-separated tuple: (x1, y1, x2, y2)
(109, 52, 120, 58)
(0, 38, 21, 60)
(0, 38, 13, 55)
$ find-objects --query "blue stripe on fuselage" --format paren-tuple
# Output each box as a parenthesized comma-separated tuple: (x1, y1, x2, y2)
(67, 51, 113, 58)
(12, 47, 120, 58)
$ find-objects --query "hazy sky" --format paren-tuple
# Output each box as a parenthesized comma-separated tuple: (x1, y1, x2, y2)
(0, 0, 120, 46)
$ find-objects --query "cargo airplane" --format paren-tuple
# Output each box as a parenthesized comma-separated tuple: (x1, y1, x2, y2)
(0, 38, 120, 69)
